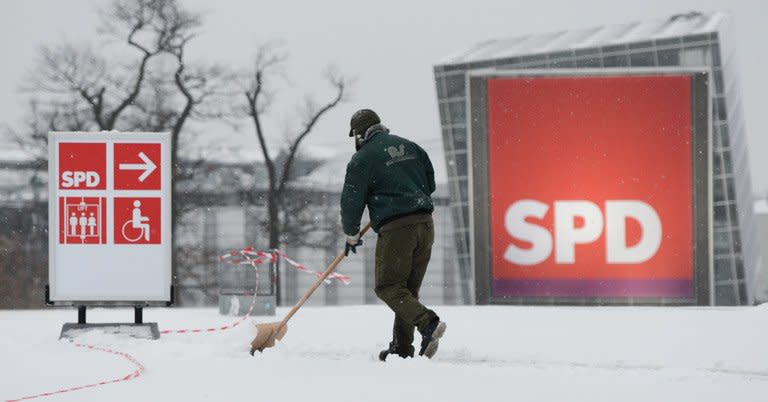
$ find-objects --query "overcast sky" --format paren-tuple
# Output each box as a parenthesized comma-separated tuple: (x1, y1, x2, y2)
(0, 0, 766, 193)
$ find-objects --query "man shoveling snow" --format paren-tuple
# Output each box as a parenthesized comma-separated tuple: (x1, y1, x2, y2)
(341, 109, 447, 361)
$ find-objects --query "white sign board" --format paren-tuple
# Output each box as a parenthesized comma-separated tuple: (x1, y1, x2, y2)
(48, 132, 172, 302)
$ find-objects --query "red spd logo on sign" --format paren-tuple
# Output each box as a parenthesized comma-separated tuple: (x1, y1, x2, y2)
(59, 143, 106, 190)
(487, 75, 694, 297)
(114, 197, 161, 244)
(114, 143, 161, 190)
(504, 200, 661, 265)
(59, 197, 107, 244)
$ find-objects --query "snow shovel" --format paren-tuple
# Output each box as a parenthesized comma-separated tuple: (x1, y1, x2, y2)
(250, 222, 372, 355)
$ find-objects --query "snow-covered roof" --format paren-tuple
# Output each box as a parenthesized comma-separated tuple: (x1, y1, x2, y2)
(439, 11, 727, 66)
(0, 147, 39, 162)
(295, 155, 349, 189)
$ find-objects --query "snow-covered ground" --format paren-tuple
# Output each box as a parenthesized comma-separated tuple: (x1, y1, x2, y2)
(2, 305, 768, 402)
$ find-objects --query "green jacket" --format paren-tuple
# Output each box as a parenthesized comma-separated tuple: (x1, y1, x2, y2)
(341, 126, 435, 235)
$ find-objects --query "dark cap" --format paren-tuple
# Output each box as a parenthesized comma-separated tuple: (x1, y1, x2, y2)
(348, 109, 381, 137)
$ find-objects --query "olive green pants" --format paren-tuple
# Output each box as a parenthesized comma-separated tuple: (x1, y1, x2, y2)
(374, 221, 437, 347)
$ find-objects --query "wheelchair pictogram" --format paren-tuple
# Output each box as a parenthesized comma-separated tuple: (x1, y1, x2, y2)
(114, 197, 161, 244)
(120, 200, 151, 243)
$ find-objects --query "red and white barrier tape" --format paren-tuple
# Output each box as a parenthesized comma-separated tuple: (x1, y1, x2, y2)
(164, 249, 349, 335)
(164, 248, 350, 335)
(220, 248, 351, 285)
(160, 251, 268, 335)
(276, 249, 352, 285)
(5, 342, 145, 402)
(5, 250, 336, 401)
(160, 289, 259, 335)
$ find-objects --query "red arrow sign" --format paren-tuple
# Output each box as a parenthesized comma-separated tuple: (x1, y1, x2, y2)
(119, 151, 156, 182)
(114, 143, 161, 190)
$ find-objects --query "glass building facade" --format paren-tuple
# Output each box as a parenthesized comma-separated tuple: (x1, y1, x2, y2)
(434, 12, 761, 305)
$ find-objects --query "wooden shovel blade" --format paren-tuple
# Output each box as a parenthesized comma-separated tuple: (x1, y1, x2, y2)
(249, 322, 288, 355)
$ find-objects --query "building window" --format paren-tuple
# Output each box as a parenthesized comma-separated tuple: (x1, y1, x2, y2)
(681, 46, 710, 66)
(445, 153, 458, 178)
(575, 57, 601, 67)
(713, 123, 722, 149)
(455, 151, 468, 177)
(445, 74, 466, 98)
(728, 203, 738, 227)
(435, 78, 446, 99)
(459, 205, 469, 229)
(683, 33, 710, 43)
(714, 256, 733, 281)
(629, 52, 655, 66)
(732, 230, 742, 254)
(718, 123, 730, 148)
(457, 254, 471, 274)
(657, 49, 680, 66)
(447, 101, 466, 125)
(602, 44, 627, 53)
(450, 206, 465, 233)
(575, 47, 600, 57)
(713, 204, 727, 227)
(715, 284, 738, 305)
(442, 128, 455, 155)
(628, 41, 654, 50)
(710, 43, 722, 66)
(520, 54, 548, 65)
(453, 228, 465, 251)
(714, 230, 732, 254)
(439, 103, 450, 125)
(715, 97, 728, 121)
(461, 226, 471, 250)
(448, 171, 459, 188)
(721, 151, 732, 175)
(713, 178, 725, 202)
(738, 281, 747, 305)
(495, 57, 521, 67)
(735, 256, 745, 280)
(550, 59, 575, 68)
(452, 126, 467, 152)
(725, 178, 736, 201)
(446, 151, 468, 178)
(603, 54, 629, 67)
(459, 178, 469, 201)
(713, 151, 722, 175)
(713, 70, 724, 95)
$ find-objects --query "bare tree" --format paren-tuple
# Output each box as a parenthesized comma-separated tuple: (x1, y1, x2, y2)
(11, 0, 232, 305)
(280, 189, 343, 250)
(28, 0, 200, 131)
(14, 0, 210, 167)
(240, 45, 349, 302)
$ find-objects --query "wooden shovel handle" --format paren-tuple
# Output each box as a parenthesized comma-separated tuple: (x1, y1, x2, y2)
(274, 222, 372, 331)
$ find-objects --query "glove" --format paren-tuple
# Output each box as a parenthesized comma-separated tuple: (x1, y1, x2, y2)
(344, 232, 363, 256)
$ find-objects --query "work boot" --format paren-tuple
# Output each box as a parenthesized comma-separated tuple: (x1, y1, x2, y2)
(419, 318, 447, 359)
(378, 342, 415, 361)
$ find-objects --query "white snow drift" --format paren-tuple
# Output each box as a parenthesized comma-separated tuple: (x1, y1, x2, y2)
(2, 305, 768, 402)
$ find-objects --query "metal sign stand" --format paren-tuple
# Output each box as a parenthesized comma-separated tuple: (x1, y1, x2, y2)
(48, 285, 167, 340)
(58, 304, 160, 340)
(48, 132, 172, 340)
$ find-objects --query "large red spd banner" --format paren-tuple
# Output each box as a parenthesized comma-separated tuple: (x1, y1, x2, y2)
(487, 76, 693, 298)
